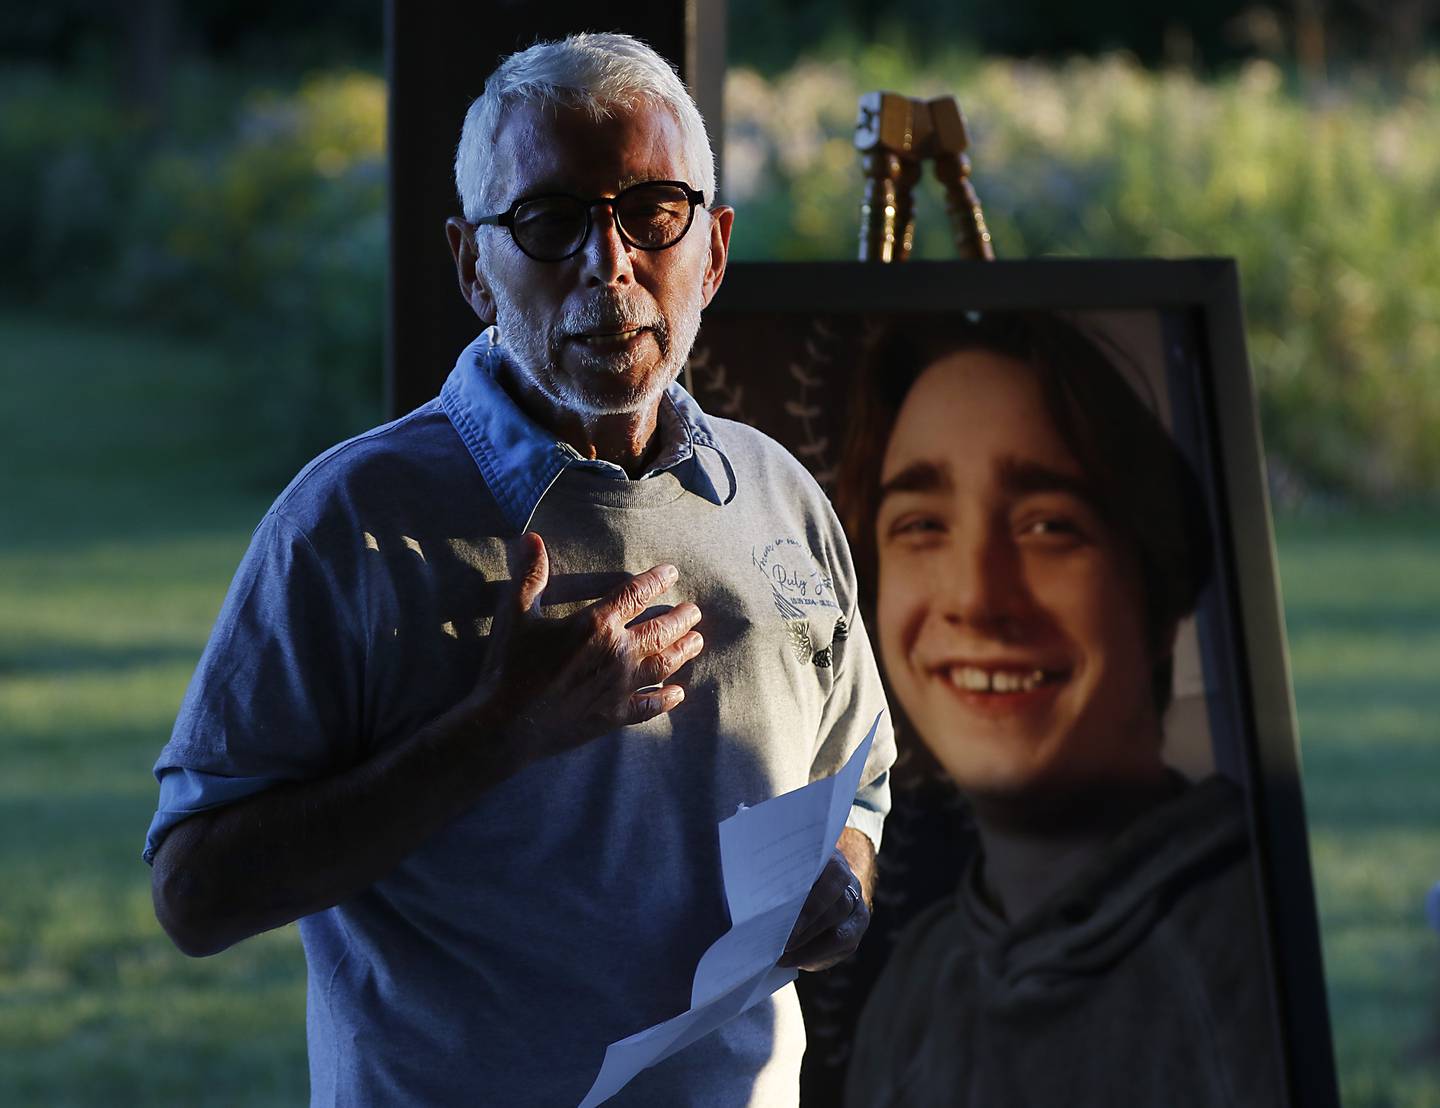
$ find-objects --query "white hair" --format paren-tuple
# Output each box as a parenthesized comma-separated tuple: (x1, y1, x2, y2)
(454, 32, 717, 219)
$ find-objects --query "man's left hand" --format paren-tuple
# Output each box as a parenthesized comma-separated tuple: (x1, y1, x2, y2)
(778, 839, 873, 972)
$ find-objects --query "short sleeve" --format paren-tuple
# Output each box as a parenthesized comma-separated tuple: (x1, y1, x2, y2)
(802, 484, 896, 855)
(831, 603, 894, 853)
(143, 509, 365, 862)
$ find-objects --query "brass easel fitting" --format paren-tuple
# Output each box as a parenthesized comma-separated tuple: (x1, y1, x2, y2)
(855, 92, 994, 262)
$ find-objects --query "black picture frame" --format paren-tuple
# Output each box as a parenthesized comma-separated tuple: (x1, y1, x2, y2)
(693, 258, 1337, 1108)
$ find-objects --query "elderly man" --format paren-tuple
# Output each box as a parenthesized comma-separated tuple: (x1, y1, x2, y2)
(145, 31, 893, 1107)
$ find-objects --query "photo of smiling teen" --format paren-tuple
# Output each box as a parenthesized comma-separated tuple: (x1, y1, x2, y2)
(837, 313, 1283, 1107)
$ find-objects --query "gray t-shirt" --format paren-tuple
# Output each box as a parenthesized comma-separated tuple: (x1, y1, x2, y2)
(146, 332, 895, 1107)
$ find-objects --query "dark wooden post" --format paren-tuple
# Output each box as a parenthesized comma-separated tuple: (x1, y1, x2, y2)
(384, 1, 725, 418)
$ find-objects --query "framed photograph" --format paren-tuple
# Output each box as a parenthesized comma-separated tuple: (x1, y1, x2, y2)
(691, 259, 1336, 1107)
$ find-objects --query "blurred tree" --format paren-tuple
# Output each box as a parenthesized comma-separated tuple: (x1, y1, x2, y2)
(725, 0, 1440, 74)
(127, 0, 176, 130)
(729, 0, 1265, 72)
(0, 0, 381, 71)
(1350, 0, 1440, 72)
(1292, 0, 1329, 85)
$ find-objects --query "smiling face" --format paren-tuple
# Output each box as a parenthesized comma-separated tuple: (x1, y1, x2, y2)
(875, 348, 1168, 807)
(463, 98, 731, 420)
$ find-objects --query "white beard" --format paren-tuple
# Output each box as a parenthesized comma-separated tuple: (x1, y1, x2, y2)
(491, 281, 705, 418)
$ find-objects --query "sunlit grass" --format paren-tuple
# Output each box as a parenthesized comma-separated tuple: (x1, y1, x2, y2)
(0, 312, 312, 1104)
(1275, 514, 1440, 1106)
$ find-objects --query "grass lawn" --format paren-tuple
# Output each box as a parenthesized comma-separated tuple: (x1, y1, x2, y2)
(1, 312, 1437, 1105)
(1275, 511, 1440, 1107)
(0, 313, 319, 1105)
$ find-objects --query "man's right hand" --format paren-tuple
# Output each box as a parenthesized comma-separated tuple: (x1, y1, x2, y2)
(466, 531, 704, 762)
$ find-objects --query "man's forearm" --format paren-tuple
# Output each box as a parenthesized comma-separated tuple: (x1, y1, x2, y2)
(838, 825, 878, 906)
(152, 699, 521, 957)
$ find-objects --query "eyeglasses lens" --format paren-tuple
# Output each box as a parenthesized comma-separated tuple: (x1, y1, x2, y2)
(614, 184, 692, 246)
(512, 184, 693, 260)
(511, 199, 587, 260)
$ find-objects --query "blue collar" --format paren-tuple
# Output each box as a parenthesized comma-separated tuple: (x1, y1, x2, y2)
(440, 329, 736, 535)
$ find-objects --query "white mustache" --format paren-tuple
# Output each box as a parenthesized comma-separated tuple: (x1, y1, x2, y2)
(561, 296, 666, 343)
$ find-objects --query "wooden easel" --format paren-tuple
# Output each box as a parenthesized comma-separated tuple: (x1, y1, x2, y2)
(855, 92, 994, 262)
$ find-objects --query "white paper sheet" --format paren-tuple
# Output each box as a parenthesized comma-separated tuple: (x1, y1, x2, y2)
(577, 712, 882, 1108)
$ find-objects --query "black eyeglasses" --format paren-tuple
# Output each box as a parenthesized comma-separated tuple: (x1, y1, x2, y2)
(474, 180, 706, 262)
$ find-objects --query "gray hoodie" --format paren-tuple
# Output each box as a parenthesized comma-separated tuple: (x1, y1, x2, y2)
(845, 776, 1284, 1107)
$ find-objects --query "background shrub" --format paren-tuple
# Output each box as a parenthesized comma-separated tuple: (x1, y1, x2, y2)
(724, 48, 1440, 500)
(0, 66, 386, 470)
(2, 49, 1437, 498)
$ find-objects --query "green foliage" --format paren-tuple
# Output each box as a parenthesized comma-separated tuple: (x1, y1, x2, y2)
(0, 66, 385, 469)
(116, 69, 386, 459)
(725, 51, 1440, 499)
(0, 66, 141, 296)
(4, 52, 1440, 497)
(725, 0, 1279, 75)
